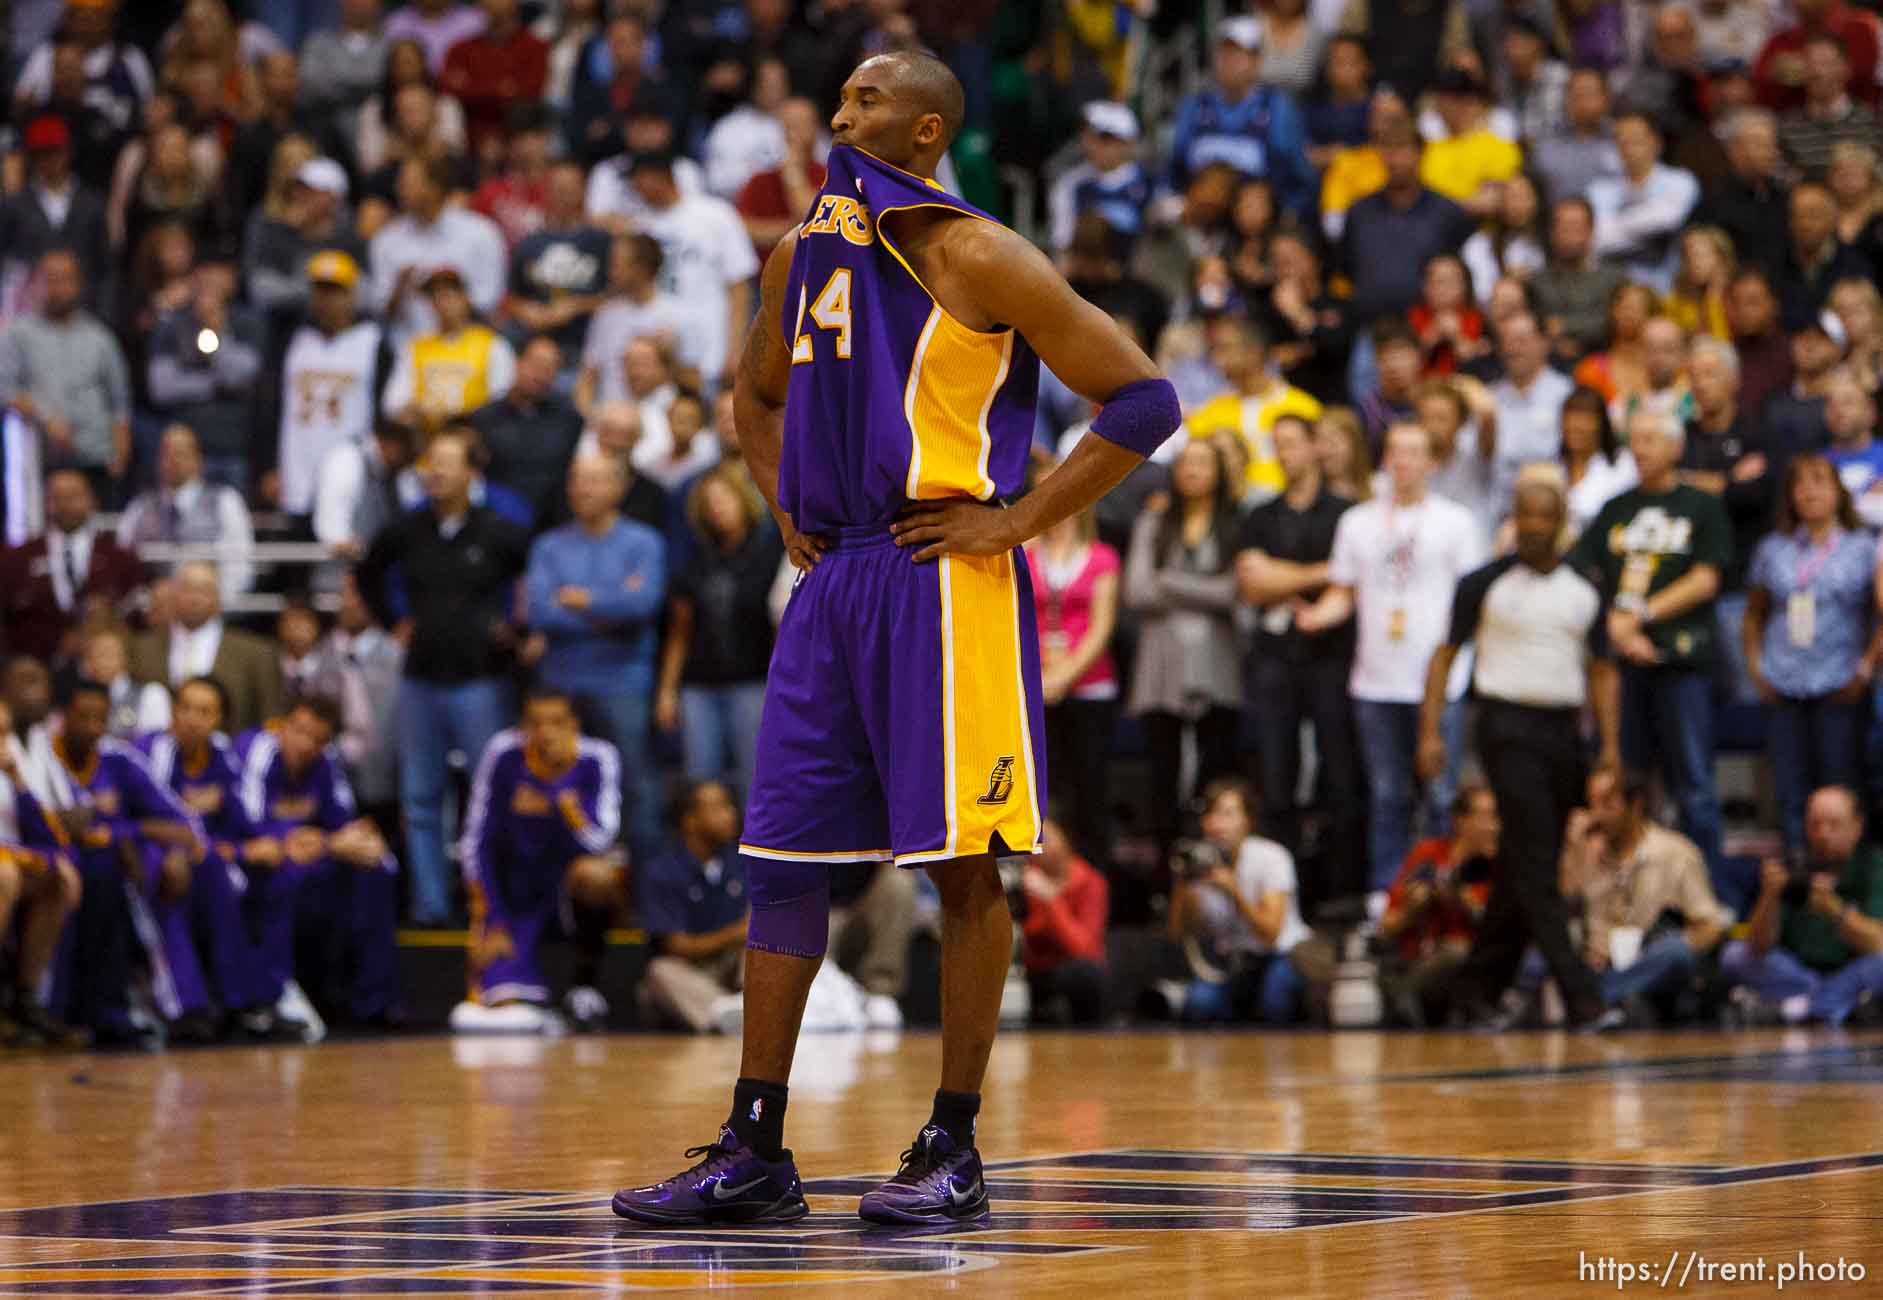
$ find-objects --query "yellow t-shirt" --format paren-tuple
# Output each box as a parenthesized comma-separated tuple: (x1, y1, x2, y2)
(1321, 146, 1386, 226)
(1418, 130, 1522, 205)
(1662, 290, 1731, 341)
(1187, 384, 1325, 494)
(411, 325, 501, 421)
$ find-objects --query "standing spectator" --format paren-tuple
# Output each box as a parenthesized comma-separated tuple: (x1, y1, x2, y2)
(356, 424, 529, 926)
(574, 401, 670, 534)
(0, 469, 142, 664)
(1664, 227, 1736, 342)
(525, 450, 665, 859)
(632, 390, 718, 493)
(1560, 386, 1638, 541)
(1339, 122, 1476, 330)
(381, 266, 516, 430)
(1354, 322, 1424, 450)
(385, 0, 486, 75)
(1532, 198, 1628, 367)
(226, 53, 345, 220)
(654, 465, 779, 798)
(701, 56, 791, 202)
(1722, 785, 1883, 1025)
(1408, 253, 1487, 379)
(1123, 440, 1245, 862)
(10, 0, 154, 146)
(32, 40, 125, 192)
(1778, 36, 1882, 182)
(1530, 68, 1621, 212)
(576, 234, 693, 418)
(1695, 109, 1791, 265)
(1169, 779, 1312, 1025)
(1338, 0, 1471, 104)
(625, 151, 758, 388)
(1303, 34, 1373, 169)
(1256, 229, 1353, 405)
(311, 574, 404, 835)
(440, 0, 547, 160)
(244, 153, 366, 345)
(1572, 283, 1657, 409)
(1587, 112, 1700, 293)
(470, 335, 584, 528)
(299, 0, 390, 148)
(145, 261, 264, 491)
(1020, 818, 1110, 1026)
(1047, 101, 1150, 255)
(1165, 16, 1314, 218)
(0, 116, 112, 318)
(1461, 175, 1545, 307)
(116, 423, 255, 602)
(1316, 407, 1374, 502)
(1728, 266, 1797, 421)
(1611, 316, 1694, 434)
(276, 252, 383, 519)
(0, 250, 130, 507)
(1744, 455, 1880, 851)
(1773, 183, 1875, 331)
(312, 419, 416, 565)
(1237, 414, 1363, 906)
(1831, 277, 1883, 393)
(737, 97, 830, 260)
(1489, 311, 1573, 514)
(1569, 410, 1732, 873)
(129, 560, 283, 734)
(1186, 317, 1322, 500)
(1823, 369, 1883, 517)
(1378, 783, 1495, 1027)
(369, 156, 506, 345)
(1559, 765, 1735, 1024)
(505, 161, 609, 361)
(1299, 423, 1486, 905)
(566, 14, 686, 167)
(1753, 0, 1880, 113)
(1024, 479, 1121, 878)
(1498, 14, 1568, 144)
(354, 44, 468, 180)
(1424, 474, 1615, 1030)
(1418, 69, 1521, 218)
(634, 780, 747, 1034)
(467, 108, 552, 250)
(1417, 378, 1499, 528)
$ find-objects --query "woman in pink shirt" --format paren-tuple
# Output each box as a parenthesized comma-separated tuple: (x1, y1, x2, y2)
(1025, 468, 1121, 878)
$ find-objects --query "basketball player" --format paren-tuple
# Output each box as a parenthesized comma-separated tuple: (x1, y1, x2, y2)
(457, 685, 625, 1029)
(0, 697, 83, 1048)
(613, 52, 1178, 1227)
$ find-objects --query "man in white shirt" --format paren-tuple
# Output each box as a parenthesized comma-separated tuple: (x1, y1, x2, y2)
(576, 233, 697, 416)
(584, 101, 708, 230)
(368, 157, 506, 345)
(116, 423, 255, 601)
(1299, 422, 1487, 910)
(702, 56, 790, 200)
(276, 251, 382, 517)
(1587, 111, 1699, 293)
(1490, 310, 1574, 517)
(313, 419, 418, 561)
(623, 150, 759, 387)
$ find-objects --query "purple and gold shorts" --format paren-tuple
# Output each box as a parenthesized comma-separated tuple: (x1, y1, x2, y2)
(740, 526, 1047, 867)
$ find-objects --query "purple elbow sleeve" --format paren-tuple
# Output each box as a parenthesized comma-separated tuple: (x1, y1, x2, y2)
(1089, 376, 1181, 459)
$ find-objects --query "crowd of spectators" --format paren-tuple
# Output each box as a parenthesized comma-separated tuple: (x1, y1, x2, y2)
(6, 0, 1883, 1046)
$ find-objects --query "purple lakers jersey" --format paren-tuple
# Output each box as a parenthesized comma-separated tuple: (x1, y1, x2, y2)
(779, 145, 1042, 533)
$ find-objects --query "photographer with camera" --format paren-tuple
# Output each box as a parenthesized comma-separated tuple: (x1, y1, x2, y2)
(1377, 783, 1496, 1027)
(1560, 765, 1735, 1027)
(1721, 785, 1883, 1026)
(1168, 779, 1313, 1025)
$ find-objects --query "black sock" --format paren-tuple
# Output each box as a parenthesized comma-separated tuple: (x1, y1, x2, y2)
(927, 1088, 981, 1148)
(728, 1077, 790, 1159)
(570, 900, 608, 988)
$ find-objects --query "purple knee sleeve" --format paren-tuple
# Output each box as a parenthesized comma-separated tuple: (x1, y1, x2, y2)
(742, 854, 830, 958)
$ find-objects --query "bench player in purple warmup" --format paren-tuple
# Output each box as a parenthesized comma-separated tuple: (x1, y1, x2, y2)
(611, 50, 1178, 1227)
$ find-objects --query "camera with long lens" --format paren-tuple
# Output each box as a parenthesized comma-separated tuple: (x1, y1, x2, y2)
(1780, 850, 1818, 909)
(1170, 838, 1227, 883)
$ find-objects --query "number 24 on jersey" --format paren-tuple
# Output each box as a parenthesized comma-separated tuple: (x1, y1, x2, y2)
(792, 270, 853, 364)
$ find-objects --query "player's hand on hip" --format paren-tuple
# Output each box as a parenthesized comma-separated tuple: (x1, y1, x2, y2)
(783, 522, 826, 571)
(892, 498, 1018, 562)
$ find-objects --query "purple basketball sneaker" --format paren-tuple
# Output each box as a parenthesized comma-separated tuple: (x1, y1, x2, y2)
(611, 1126, 809, 1226)
(856, 1125, 990, 1225)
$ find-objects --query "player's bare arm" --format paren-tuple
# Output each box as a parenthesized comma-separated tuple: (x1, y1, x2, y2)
(734, 227, 825, 571)
(890, 218, 1177, 562)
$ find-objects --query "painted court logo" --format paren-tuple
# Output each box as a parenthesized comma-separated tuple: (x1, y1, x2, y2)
(976, 756, 1016, 806)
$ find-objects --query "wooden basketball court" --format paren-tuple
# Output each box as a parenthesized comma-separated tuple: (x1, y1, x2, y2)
(3, 1029, 1881, 1296)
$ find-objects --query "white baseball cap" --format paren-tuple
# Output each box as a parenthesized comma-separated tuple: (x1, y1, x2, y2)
(1082, 100, 1141, 141)
(295, 157, 349, 198)
(1219, 15, 1264, 50)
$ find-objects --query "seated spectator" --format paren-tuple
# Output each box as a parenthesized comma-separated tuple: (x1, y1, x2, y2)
(1823, 368, 1883, 522)
(1777, 34, 1880, 181)
(1573, 282, 1657, 409)
(1663, 227, 1735, 342)
(227, 52, 345, 220)
(440, 0, 547, 161)
(1774, 182, 1875, 331)
(1020, 818, 1111, 1026)
(1302, 33, 1373, 172)
(105, 90, 223, 254)
(381, 265, 516, 430)
(1186, 317, 1321, 500)
(145, 261, 264, 491)
(385, 0, 485, 75)
(309, 574, 404, 832)
(1532, 197, 1628, 368)
(1588, 112, 1699, 294)
(525, 450, 665, 860)
(1315, 407, 1373, 501)
(1744, 455, 1879, 851)
(1830, 277, 1883, 394)
(312, 418, 417, 564)
(1561, 766, 1734, 1025)
(1048, 101, 1150, 255)
(567, 14, 686, 169)
(470, 334, 584, 529)
(119, 422, 256, 599)
(1530, 67, 1621, 212)
(233, 695, 398, 1036)
(120, 120, 230, 270)
(456, 684, 624, 1031)
(0, 250, 131, 509)
(1828, 143, 1883, 263)
(1169, 779, 1312, 1025)
(131, 561, 284, 734)
(738, 97, 830, 260)
(633, 390, 720, 494)
(1379, 783, 1495, 1027)
(1408, 253, 1488, 378)
(1166, 17, 1314, 219)
(469, 106, 553, 251)
(826, 862, 918, 1031)
(504, 160, 607, 356)
(277, 252, 384, 519)
(635, 780, 748, 1034)
(1418, 68, 1521, 218)
(80, 624, 169, 737)
(1723, 786, 1883, 1025)
(1558, 385, 1636, 541)
(155, 0, 272, 121)
(0, 116, 112, 317)
(1568, 410, 1731, 873)
(0, 697, 84, 1048)
(1254, 229, 1352, 405)
(1461, 174, 1544, 307)
(1124, 441, 1245, 861)
(1354, 320, 1422, 451)
(369, 156, 505, 345)
(276, 602, 323, 703)
(0, 469, 142, 665)
(655, 466, 779, 796)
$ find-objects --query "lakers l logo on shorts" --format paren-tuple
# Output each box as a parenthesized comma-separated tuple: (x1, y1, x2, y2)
(977, 756, 1016, 806)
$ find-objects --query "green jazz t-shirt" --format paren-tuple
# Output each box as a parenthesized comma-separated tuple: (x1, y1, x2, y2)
(1570, 484, 1733, 670)
(1781, 844, 1883, 971)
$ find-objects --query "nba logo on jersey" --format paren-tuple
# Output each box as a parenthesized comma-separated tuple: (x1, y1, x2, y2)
(976, 757, 1015, 807)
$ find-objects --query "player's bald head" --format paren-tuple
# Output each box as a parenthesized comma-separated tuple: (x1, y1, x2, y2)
(874, 50, 964, 145)
(835, 50, 965, 170)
